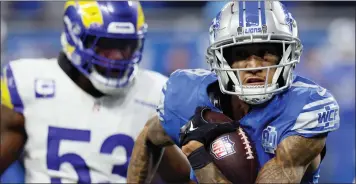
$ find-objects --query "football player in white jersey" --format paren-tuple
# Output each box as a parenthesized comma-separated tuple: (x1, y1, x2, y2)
(0, 1, 170, 183)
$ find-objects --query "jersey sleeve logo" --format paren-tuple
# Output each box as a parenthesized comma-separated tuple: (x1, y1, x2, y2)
(316, 87, 327, 96)
(261, 126, 278, 154)
(188, 121, 198, 131)
(317, 104, 339, 129)
(35, 79, 55, 98)
(293, 96, 340, 134)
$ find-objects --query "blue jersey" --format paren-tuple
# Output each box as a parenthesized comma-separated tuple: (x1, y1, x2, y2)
(157, 69, 340, 184)
(0, 161, 25, 183)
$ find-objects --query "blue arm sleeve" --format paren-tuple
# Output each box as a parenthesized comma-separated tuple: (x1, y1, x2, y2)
(0, 161, 25, 183)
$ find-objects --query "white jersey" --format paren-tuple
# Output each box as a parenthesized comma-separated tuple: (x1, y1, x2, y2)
(1, 58, 167, 183)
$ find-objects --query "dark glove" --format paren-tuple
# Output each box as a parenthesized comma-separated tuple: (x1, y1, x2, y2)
(179, 106, 238, 147)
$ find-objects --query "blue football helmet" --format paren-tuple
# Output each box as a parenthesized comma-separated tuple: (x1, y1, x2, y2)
(206, 1, 303, 104)
(61, 1, 147, 95)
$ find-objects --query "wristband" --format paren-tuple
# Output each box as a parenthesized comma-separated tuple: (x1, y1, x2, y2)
(187, 146, 213, 170)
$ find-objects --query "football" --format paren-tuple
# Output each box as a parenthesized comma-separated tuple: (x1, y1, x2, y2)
(203, 110, 258, 184)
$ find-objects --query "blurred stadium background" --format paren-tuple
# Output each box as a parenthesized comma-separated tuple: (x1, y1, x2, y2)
(1, 1, 355, 183)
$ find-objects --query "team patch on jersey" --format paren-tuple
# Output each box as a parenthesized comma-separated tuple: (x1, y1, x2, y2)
(261, 126, 278, 154)
(318, 105, 339, 127)
(210, 135, 236, 159)
(35, 79, 55, 98)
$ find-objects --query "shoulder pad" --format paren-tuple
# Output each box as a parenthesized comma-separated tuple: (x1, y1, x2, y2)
(281, 76, 340, 139)
(1, 62, 24, 113)
(157, 69, 218, 144)
(1, 58, 57, 113)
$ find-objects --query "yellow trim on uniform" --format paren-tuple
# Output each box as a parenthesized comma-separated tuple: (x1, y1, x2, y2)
(136, 2, 145, 30)
(1, 74, 14, 109)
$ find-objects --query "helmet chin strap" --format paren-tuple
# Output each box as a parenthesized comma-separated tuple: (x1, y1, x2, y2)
(89, 65, 137, 96)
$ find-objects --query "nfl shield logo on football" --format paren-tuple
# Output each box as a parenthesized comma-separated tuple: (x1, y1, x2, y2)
(210, 135, 236, 160)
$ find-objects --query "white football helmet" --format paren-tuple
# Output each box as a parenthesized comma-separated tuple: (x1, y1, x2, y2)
(206, 1, 303, 105)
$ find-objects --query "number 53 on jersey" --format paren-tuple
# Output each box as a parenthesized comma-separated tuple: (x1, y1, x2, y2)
(46, 126, 134, 183)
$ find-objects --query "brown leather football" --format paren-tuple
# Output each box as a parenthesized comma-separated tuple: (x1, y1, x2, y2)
(203, 110, 258, 184)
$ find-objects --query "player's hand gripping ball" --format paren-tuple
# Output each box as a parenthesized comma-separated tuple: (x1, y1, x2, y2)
(179, 107, 258, 184)
(179, 107, 237, 147)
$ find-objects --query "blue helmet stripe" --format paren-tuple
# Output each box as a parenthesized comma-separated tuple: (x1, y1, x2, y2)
(238, 1, 244, 27)
(260, 1, 266, 26)
(280, 3, 293, 32)
(245, 1, 260, 27)
(238, 1, 266, 28)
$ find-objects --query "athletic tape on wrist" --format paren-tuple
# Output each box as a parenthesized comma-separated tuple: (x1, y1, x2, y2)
(187, 146, 213, 170)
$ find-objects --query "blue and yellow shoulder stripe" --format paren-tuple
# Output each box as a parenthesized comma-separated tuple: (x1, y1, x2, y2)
(1, 64, 24, 113)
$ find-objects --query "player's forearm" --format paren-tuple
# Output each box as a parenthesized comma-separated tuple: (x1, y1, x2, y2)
(256, 136, 326, 183)
(127, 116, 174, 183)
(181, 141, 231, 183)
(127, 126, 151, 183)
(0, 107, 26, 174)
(194, 163, 232, 184)
(0, 132, 25, 174)
(255, 158, 305, 183)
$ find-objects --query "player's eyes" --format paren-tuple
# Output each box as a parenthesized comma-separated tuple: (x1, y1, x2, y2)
(234, 51, 250, 61)
(263, 53, 279, 64)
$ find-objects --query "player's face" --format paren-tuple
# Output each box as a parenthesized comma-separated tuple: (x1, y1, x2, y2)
(226, 43, 282, 86)
(85, 36, 140, 78)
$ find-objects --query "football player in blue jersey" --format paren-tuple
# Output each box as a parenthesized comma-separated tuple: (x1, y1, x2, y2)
(127, 1, 340, 183)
